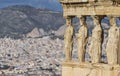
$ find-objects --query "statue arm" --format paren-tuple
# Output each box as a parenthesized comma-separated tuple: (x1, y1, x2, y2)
(70, 26, 74, 36)
(117, 28, 120, 40)
(85, 38, 88, 45)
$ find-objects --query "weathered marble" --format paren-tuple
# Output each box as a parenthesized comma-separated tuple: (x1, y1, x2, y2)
(64, 17, 74, 62)
(89, 16, 102, 63)
(59, 0, 120, 76)
(77, 16, 88, 62)
(106, 16, 119, 64)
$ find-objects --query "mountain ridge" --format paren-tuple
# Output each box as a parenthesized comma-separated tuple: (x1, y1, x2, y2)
(0, 5, 65, 38)
(0, 0, 62, 11)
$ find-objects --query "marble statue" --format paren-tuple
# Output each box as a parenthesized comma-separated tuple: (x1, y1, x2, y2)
(89, 16, 102, 63)
(106, 16, 119, 64)
(77, 16, 88, 62)
(64, 17, 74, 62)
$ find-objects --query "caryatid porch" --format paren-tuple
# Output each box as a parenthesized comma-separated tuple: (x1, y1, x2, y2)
(59, 0, 120, 76)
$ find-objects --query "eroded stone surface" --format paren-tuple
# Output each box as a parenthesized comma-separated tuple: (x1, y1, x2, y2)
(60, 0, 120, 76)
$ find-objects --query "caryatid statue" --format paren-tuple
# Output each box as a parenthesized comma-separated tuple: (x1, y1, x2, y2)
(89, 16, 103, 63)
(64, 17, 74, 62)
(77, 16, 88, 62)
(106, 16, 119, 64)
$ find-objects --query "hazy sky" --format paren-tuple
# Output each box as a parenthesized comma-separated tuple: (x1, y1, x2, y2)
(0, 0, 62, 11)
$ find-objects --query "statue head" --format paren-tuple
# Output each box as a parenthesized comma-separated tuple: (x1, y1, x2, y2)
(109, 16, 116, 26)
(91, 15, 100, 26)
(66, 17, 72, 26)
(79, 16, 86, 26)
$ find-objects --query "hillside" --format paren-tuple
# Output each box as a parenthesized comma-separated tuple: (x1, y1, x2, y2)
(0, 5, 65, 38)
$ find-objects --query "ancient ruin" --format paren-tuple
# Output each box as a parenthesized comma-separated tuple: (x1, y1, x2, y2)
(59, 0, 120, 76)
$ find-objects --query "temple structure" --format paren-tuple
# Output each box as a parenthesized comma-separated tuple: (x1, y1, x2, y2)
(59, 0, 120, 76)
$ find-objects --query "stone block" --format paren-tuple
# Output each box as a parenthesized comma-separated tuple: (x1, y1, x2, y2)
(102, 70, 113, 76)
(73, 67, 91, 76)
(62, 62, 120, 76)
(62, 66, 73, 76)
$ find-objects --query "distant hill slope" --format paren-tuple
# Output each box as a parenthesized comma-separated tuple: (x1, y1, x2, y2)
(0, 5, 65, 38)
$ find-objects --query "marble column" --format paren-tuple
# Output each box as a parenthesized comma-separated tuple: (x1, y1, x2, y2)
(64, 16, 74, 62)
(106, 16, 119, 64)
(77, 16, 88, 63)
(89, 15, 103, 63)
